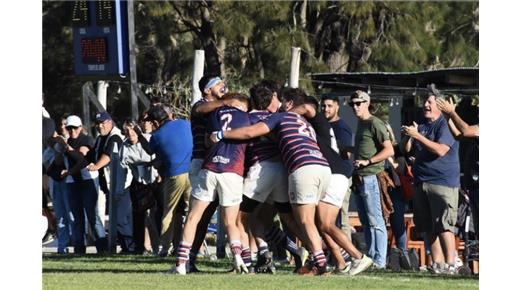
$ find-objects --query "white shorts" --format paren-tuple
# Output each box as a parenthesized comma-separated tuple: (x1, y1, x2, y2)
(191, 169, 243, 207)
(243, 160, 289, 203)
(188, 159, 204, 187)
(288, 165, 331, 205)
(321, 174, 350, 208)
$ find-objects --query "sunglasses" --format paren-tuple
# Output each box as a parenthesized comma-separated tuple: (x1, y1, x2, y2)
(349, 101, 367, 107)
(66, 126, 79, 131)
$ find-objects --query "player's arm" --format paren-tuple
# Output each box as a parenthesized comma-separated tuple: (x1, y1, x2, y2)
(194, 99, 245, 115)
(212, 122, 271, 142)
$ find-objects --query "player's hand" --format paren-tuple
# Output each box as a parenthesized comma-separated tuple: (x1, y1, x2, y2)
(87, 163, 97, 171)
(210, 131, 223, 143)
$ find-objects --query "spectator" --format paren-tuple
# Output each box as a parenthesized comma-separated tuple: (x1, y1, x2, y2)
(437, 97, 479, 236)
(61, 115, 107, 254)
(401, 84, 460, 274)
(144, 105, 193, 258)
(383, 123, 412, 269)
(43, 118, 73, 254)
(320, 95, 355, 239)
(120, 120, 160, 255)
(87, 112, 134, 253)
(349, 90, 394, 269)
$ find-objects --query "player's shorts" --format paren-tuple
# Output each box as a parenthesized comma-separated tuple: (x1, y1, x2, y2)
(288, 164, 331, 205)
(191, 169, 243, 207)
(243, 160, 289, 203)
(321, 174, 350, 208)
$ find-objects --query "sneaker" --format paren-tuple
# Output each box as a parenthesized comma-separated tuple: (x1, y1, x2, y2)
(349, 255, 373, 276)
(333, 261, 352, 275)
(445, 264, 457, 275)
(301, 263, 330, 276)
(167, 263, 186, 275)
(428, 262, 445, 274)
(157, 246, 169, 258)
(234, 255, 249, 274)
(255, 252, 276, 274)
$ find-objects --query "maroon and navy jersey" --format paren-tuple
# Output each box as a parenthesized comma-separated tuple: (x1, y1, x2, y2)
(203, 106, 250, 176)
(262, 112, 329, 174)
(247, 111, 280, 165)
(190, 99, 209, 159)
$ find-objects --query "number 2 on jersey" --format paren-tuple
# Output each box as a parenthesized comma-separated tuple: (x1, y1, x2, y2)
(221, 113, 233, 131)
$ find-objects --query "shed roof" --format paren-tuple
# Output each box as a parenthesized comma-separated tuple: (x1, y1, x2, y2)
(309, 67, 479, 97)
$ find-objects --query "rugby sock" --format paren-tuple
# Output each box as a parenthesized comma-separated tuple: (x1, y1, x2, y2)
(313, 251, 327, 267)
(258, 241, 269, 256)
(230, 240, 243, 257)
(242, 247, 252, 267)
(266, 226, 299, 257)
(176, 241, 192, 266)
(340, 248, 351, 262)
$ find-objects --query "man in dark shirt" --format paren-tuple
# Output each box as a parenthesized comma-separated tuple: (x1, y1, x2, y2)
(321, 95, 354, 239)
(402, 84, 460, 274)
(88, 111, 134, 253)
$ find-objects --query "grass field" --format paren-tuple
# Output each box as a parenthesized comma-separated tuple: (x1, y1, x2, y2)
(43, 254, 479, 289)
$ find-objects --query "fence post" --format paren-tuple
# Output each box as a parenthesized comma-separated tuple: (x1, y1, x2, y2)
(191, 50, 205, 106)
(289, 47, 301, 88)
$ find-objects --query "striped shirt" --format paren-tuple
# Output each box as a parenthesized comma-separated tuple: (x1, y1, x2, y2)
(190, 99, 209, 159)
(262, 112, 329, 174)
(247, 111, 280, 165)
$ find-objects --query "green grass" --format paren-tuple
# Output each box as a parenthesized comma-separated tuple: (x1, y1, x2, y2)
(43, 254, 478, 290)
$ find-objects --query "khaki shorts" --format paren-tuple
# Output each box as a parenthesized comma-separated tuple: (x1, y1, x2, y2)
(191, 169, 243, 207)
(321, 174, 350, 208)
(243, 160, 289, 203)
(288, 165, 331, 205)
(413, 182, 459, 235)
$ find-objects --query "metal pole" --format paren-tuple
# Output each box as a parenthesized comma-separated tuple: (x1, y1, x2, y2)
(108, 142, 121, 253)
(191, 50, 205, 106)
(127, 0, 139, 120)
(82, 83, 92, 136)
(289, 47, 301, 88)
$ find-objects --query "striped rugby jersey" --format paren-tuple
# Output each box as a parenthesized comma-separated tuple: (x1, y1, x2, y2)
(203, 106, 250, 176)
(247, 111, 280, 165)
(190, 99, 209, 159)
(262, 112, 329, 174)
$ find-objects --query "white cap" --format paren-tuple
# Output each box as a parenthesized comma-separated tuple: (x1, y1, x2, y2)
(65, 115, 82, 127)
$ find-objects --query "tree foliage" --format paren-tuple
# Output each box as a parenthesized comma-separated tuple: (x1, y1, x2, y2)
(42, 0, 478, 121)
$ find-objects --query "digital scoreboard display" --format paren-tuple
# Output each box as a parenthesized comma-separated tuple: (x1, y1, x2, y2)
(81, 37, 108, 64)
(72, 0, 129, 77)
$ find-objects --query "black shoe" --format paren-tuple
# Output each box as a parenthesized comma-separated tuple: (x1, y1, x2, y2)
(188, 263, 201, 273)
(255, 252, 276, 274)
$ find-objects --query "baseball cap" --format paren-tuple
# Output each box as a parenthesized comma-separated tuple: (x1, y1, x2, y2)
(95, 111, 112, 123)
(350, 90, 370, 103)
(65, 115, 82, 127)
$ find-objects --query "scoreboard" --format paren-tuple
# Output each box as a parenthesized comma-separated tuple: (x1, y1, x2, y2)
(72, 1, 129, 77)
